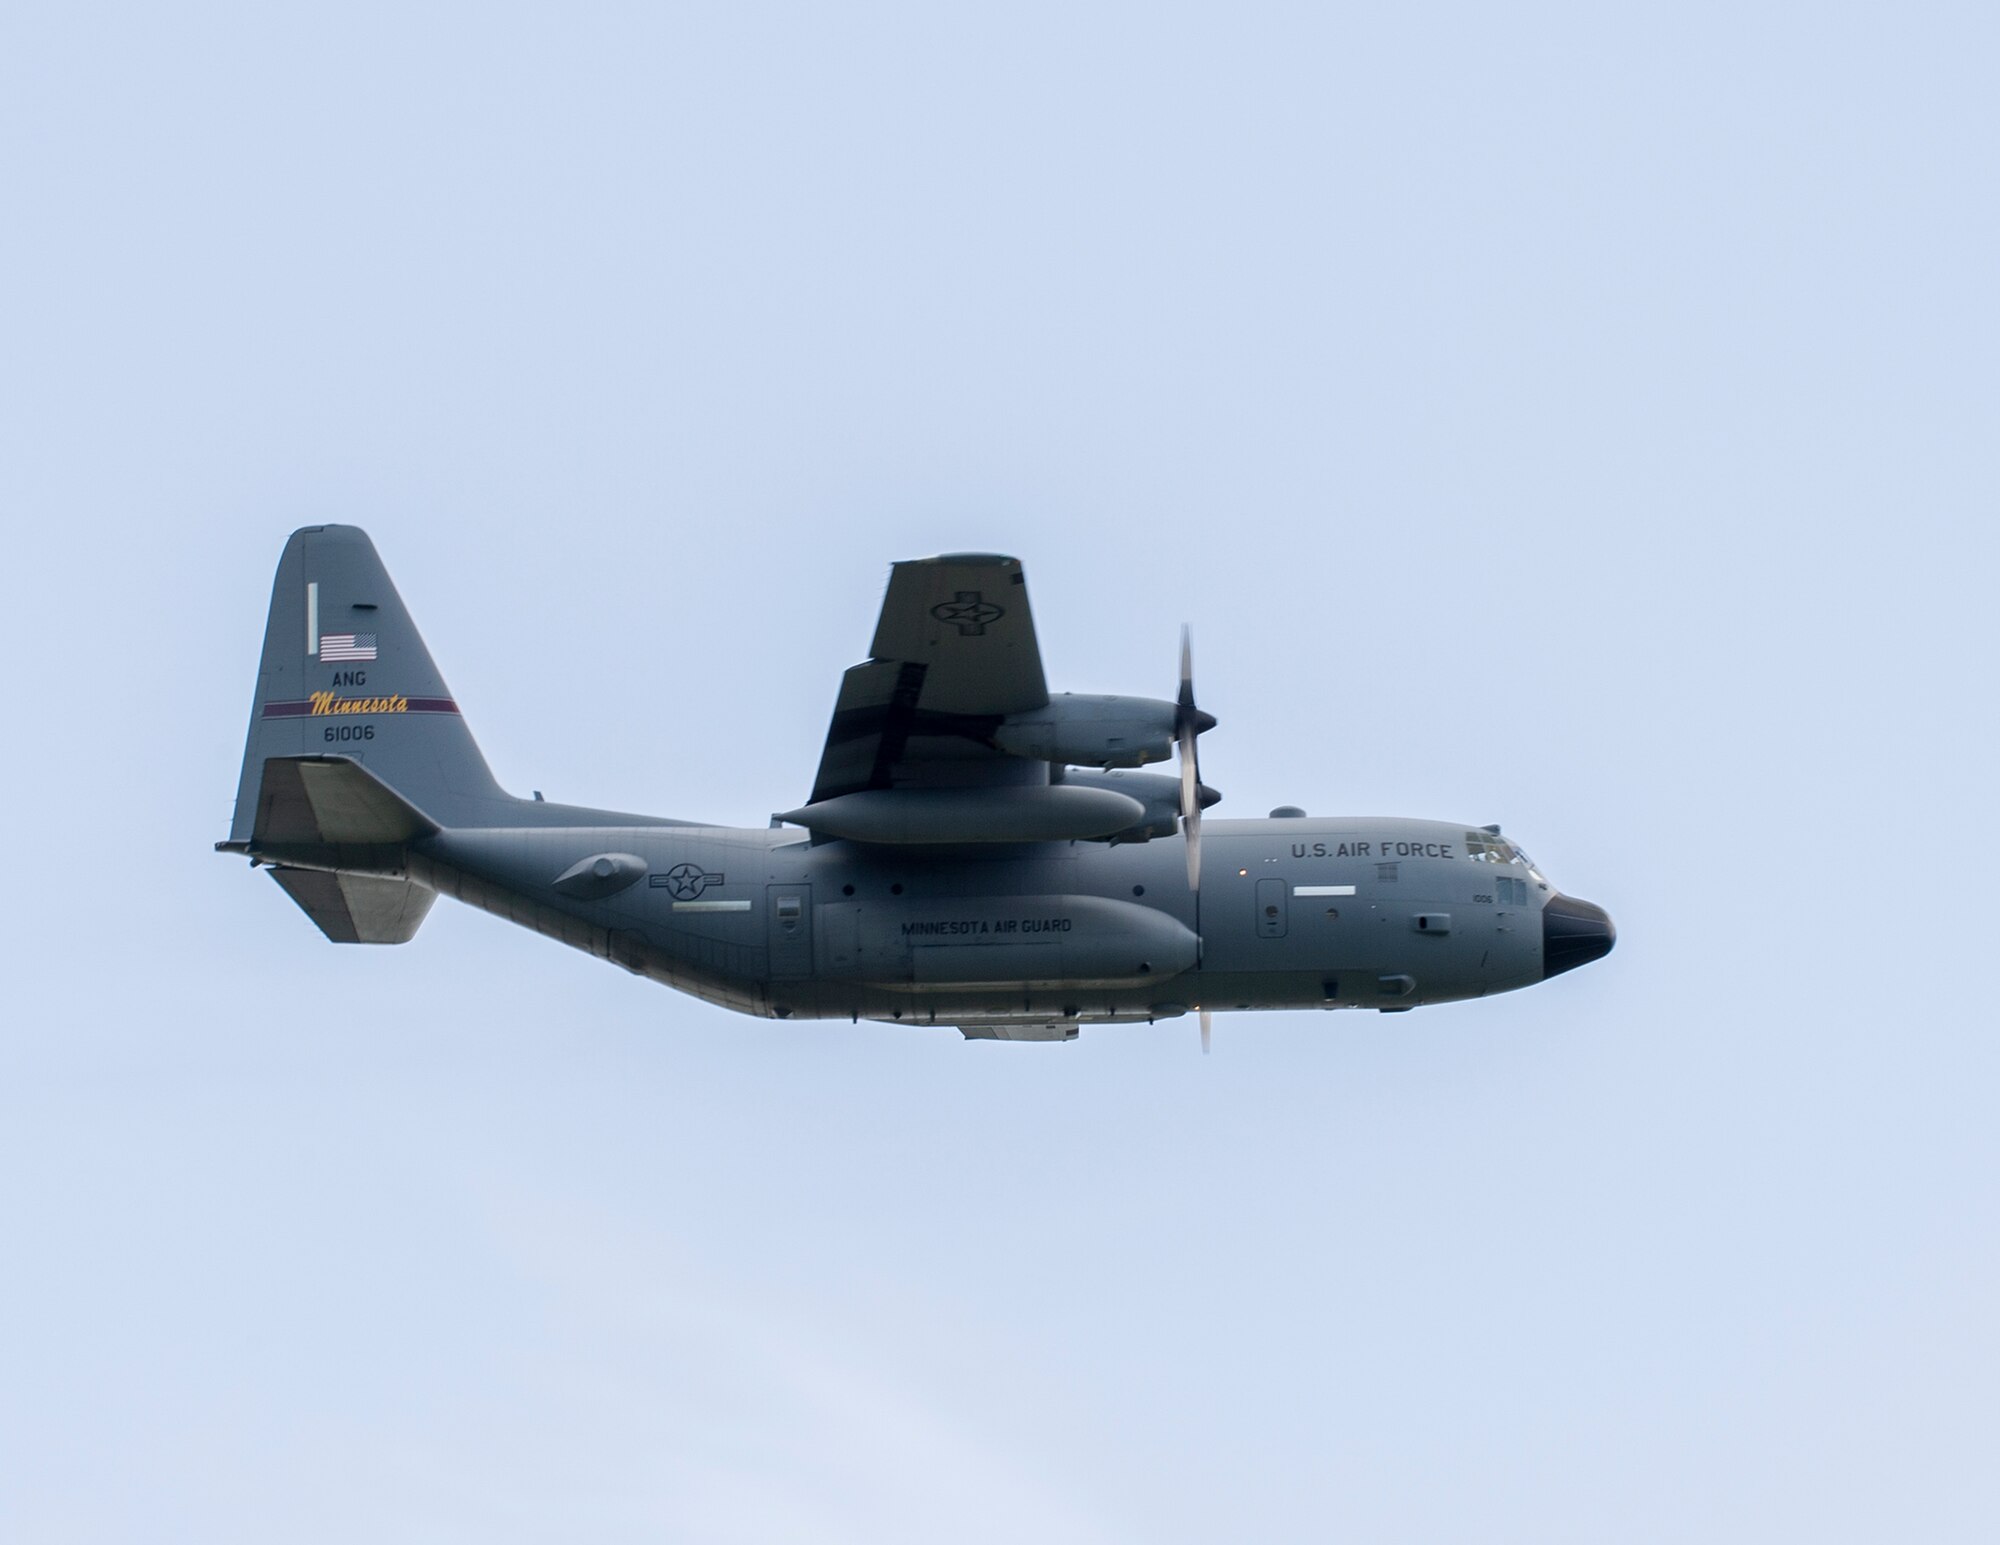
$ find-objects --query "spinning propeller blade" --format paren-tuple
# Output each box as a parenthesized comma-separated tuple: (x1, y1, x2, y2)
(1178, 626, 1205, 889)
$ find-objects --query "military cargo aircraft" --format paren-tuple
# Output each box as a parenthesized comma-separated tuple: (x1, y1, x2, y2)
(220, 527, 1613, 1044)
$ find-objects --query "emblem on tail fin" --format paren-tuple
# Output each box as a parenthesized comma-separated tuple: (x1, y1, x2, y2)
(320, 632, 378, 661)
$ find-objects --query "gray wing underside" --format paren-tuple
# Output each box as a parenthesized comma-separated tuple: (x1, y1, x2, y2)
(809, 555, 1050, 803)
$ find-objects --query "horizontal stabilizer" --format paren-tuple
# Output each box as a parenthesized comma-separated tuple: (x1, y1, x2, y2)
(250, 755, 439, 848)
(269, 868, 437, 944)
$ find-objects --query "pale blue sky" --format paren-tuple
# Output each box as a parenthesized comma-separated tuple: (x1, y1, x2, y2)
(2, 5, 1994, 1541)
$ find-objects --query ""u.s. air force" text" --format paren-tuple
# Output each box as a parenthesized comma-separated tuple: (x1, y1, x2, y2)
(1291, 839, 1454, 859)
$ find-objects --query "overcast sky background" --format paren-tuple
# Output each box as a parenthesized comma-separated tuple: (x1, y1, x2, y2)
(2, 4, 1994, 1541)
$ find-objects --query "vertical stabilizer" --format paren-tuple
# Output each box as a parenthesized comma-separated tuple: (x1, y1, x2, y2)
(229, 527, 506, 840)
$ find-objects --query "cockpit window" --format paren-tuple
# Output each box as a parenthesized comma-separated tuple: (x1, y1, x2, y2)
(1466, 830, 1547, 883)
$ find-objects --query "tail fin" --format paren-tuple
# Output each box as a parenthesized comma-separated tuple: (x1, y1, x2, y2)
(227, 526, 507, 842)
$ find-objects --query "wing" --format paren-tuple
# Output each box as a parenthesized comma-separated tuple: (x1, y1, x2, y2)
(808, 554, 1049, 803)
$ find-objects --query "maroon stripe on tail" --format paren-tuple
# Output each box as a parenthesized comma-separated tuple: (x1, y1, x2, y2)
(260, 698, 461, 718)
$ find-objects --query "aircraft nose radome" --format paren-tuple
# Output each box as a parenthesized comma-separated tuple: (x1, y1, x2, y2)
(1542, 894, 1616, 979)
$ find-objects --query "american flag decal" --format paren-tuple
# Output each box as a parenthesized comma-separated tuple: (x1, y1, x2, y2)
(319, 632, 378, 662)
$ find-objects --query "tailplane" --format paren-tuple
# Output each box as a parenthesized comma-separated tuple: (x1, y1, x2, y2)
(227, 753, 442, 944)
(269, 868, 437, 944)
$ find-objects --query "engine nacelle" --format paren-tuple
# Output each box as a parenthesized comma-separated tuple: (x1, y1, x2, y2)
(991, 694, 1177, 769)
(1058, 768, 1185, 842)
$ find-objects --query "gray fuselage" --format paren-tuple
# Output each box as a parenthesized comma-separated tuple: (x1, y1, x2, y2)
(224, 528, 1614, 1036)
(404, 813, 1583, 1029)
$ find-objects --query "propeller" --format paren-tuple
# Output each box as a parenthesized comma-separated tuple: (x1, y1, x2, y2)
(1179, 626, 1217, 1054)
(1176, 625, 1216, 889)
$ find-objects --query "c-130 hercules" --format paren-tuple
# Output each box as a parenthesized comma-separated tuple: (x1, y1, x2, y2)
(220, 527, 1614, 1045)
